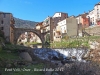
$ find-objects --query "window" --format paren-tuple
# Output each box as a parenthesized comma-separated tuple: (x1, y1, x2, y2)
(46, 20, 48, 24)
(97, 9, 99, 14)
(93, 22, 94, 25)
(54, 33, 55, 36)
(93, 17, 94, 21)
(1, 20, 3, 24)
(97, 15, 99, 18)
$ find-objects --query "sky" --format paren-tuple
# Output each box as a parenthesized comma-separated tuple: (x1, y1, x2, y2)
(0, 0, 100, 22)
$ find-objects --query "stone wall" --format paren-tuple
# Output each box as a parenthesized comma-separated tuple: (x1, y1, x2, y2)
(85, 26, 100, 36)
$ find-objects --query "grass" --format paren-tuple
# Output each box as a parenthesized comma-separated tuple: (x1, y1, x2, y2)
(0, 50, 19, 60)
(2, 63, 44, 75)
(50, 39, 89, 48)
(50, 36, 100, 48)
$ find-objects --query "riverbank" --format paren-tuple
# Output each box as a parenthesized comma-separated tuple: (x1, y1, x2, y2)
(1, 35, 100, 75)
(1, 44, 100, 75)
(0, 44, 45, 75)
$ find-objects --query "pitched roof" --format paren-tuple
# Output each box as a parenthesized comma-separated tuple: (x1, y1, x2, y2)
(95, 2, 100, 6)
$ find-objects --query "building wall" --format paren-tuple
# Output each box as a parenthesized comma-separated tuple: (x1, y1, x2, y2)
(53, 12, 68, 18)
(87, 2, 100, 25)
(52, 13, 62, 18)
(53, 18, 78, 42)
(50, 17, 54, 41)
(57, 19, 67, 33)
(42, 16, 51, 32)
(76, 13, 90, 28)
(87, 10, 95, 25)
(0, 13, 11, 42)
(10, 26, 14, 43)
(53, 29, 61, 42)
(76, 15, 81, 24)
(42, 12, 68, 42)
(53, 12, 68, 28)
(81, 14, 90, 27)
(66, 18, 78, 36)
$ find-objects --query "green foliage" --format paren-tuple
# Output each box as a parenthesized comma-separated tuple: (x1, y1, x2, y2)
(0, 37, 4, 52)
(62, 35, 69, 40)
(51, 36, 95, 48)
(0, 44, 2, 52)
(5, 41, 11, 44)
(45, 34, 50, 43)
(44, 41, 50, 48)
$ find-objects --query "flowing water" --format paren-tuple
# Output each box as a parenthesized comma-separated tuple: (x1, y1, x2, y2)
(33, 48, 88, 63)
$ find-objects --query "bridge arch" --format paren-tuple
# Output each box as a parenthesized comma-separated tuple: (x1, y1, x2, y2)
(13, 28, 45, 45)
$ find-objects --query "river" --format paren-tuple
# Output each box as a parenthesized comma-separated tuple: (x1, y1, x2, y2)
(33, 48, 89, 63)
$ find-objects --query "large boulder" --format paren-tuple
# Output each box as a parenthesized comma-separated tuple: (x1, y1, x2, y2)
(19, 52, 32, 62)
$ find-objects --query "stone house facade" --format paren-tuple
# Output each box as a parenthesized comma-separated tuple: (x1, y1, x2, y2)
(0, 12, 15, 43)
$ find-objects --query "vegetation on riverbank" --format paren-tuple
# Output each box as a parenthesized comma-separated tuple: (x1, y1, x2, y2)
(0, 35, 45, 75)
(0, 44, 45, 75)
(0, 35, 100, 75)
(50, 36, 100, 48)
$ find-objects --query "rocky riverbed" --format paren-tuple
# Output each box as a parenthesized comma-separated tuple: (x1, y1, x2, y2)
(33, 48, 88, 63)
(31, 48, 100, 75)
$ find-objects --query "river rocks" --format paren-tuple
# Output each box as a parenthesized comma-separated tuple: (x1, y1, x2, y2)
(89, 40, 99, 50)
(17, 61, 26, 65)
(52, 56, 60, 60)
(45, 71, 52, 75)
(30, 45, 33, 48)
(19, 52, 32, 62)
(0, 71, 2, 75)
(51, 61, 63, 67)
(82, 48, 100, 62)
(0, 44, 2, 51)
(52, 72, 59, 75)
(72, 56, 77, 60)
(6, 63, 12, 68)
(6, 50, 11, 53)
(33, 48, 88, 62)
(89, 49, 100, 62)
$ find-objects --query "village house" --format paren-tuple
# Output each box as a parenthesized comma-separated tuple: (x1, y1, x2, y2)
(39, 12, 68, 42)
(53, 17, 78, 42)
(87, 2, 100, 25)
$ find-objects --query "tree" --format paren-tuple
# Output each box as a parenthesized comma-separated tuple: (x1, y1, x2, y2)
(45, 33, 50, 43)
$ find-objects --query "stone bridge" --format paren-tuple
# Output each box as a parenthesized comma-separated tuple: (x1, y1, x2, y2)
(13, 28, 48, 44)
